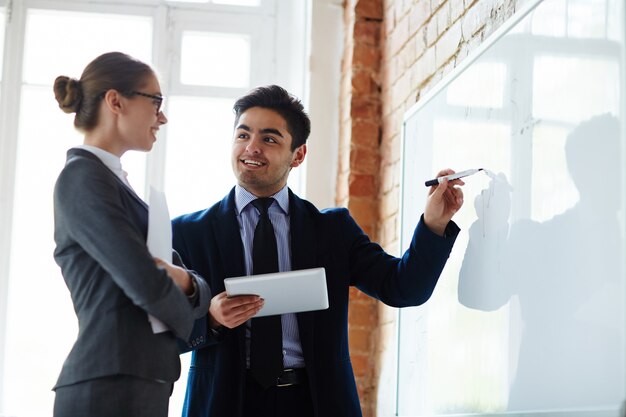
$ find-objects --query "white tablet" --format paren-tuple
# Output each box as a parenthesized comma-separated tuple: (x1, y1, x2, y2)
(224, 267, 329, 317)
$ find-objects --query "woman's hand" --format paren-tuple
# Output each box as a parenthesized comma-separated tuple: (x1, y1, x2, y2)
(154, 258, 194, 295)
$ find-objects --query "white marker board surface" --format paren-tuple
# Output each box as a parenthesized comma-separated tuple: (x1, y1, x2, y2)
(397, 0, 625, 415)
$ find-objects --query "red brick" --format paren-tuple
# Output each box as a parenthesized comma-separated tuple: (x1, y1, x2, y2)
(349, 174, 377, 197)
(349, 327, 371, 352)
(351, 119, 380, 148)
(355, 0, 383, 20)
(354, 19, 381, 45)
(351, 147, 380, 174)
(361, 224, 376, 238)
(353, 43, 381, 70)
(348, 198, 377, 229)
(349, 286, 361, 298)
(350, 352, 370, 377)
(350, 97, 380, 120)
(352, 70, 373, 95)
(349, 299, 378, 327)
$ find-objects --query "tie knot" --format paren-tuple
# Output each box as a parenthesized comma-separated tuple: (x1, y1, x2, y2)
(251, 197, 274, 215)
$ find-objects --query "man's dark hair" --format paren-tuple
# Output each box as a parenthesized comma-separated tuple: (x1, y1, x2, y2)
(233, 85, 311, 150)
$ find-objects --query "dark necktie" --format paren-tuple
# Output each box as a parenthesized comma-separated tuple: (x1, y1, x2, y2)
(249, 197, 283, 388)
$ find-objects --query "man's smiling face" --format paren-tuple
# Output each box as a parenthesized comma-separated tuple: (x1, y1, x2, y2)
(231, 106, 306, 197)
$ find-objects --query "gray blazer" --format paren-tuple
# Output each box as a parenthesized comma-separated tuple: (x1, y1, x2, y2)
(53, 148, 210, 389)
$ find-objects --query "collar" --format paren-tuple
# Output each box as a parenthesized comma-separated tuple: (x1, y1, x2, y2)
(75, 144, 123, 174)
(234, 184, 290, 216)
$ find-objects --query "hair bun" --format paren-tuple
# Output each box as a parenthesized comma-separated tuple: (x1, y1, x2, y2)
(53, 76, 83, 114)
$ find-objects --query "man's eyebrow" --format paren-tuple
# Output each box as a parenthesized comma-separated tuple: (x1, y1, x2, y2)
(260, 128, 283, 138)
(235, 125, 284, 139)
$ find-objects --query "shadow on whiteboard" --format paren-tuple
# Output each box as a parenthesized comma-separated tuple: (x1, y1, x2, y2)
(459, 114, 623, 410)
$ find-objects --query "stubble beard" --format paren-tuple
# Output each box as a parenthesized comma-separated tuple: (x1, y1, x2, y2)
(236, 166, 291, 196)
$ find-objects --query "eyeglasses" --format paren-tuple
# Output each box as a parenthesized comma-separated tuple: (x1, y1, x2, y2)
(131, 91, 164, 115)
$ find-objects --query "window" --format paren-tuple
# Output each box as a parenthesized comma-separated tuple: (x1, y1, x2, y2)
(180, 31, 251, 88)
(160, 7, 276, 216)
(0, 1, 308, 416)
(164, 96, 235, 216)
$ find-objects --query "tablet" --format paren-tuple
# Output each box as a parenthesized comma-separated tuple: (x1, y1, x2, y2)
(224, 267, 329, 317)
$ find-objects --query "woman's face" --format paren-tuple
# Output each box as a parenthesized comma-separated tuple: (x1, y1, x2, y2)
(117, 72, 168, 153)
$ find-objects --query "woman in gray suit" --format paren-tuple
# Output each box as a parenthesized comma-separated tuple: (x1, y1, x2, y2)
(51, 52, 210, 417)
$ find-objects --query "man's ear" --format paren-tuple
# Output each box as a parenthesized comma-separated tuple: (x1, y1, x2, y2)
(103, 89, 123, 115)
(290, 144, 307, 168)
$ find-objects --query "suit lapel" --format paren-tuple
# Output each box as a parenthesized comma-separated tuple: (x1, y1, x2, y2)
(212, 189, 248, 367)
(121, 181, 148, 210)
(212, 189, 245, 280)
(289, 191, 318, 376)
(68, 148, 148, 210)
(289, 190, 317, 271)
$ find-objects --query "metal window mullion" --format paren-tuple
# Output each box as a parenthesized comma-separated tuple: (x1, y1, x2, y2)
(143, 3, 168, 198)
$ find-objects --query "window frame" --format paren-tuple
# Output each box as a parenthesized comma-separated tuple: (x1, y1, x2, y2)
(0, 1, 318, 415)
(168, 8, 272, 98)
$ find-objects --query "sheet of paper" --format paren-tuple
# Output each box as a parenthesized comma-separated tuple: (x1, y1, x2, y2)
(146, 186, 172, 333)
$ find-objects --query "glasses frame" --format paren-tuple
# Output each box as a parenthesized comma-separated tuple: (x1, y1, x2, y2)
(130, 91, 164, 115)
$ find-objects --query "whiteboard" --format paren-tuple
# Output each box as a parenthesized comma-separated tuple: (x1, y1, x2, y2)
(397, 0, 626, 415)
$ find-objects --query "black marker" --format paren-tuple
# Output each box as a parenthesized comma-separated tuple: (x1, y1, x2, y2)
(425, 168, 483, 187)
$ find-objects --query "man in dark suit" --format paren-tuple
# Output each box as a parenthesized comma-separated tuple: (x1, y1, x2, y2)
(172, 85, 464, 417)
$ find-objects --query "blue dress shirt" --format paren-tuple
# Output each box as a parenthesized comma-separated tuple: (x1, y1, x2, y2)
(234, 185, 305, 369)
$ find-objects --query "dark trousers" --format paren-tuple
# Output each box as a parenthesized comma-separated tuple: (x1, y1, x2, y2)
(243, 371, 315, 417)
(53, 374, 173, 417)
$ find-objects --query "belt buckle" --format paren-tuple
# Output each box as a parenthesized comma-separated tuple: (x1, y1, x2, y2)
(276, 369, 295, 387)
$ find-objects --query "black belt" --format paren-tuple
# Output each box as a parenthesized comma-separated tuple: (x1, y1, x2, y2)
(246, 368, 307, 388)
(276, 368, 307, 387)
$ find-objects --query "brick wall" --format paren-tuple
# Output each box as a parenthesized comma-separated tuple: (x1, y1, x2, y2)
(338, 1, 385, 416)
(339, 0, 527, 416)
